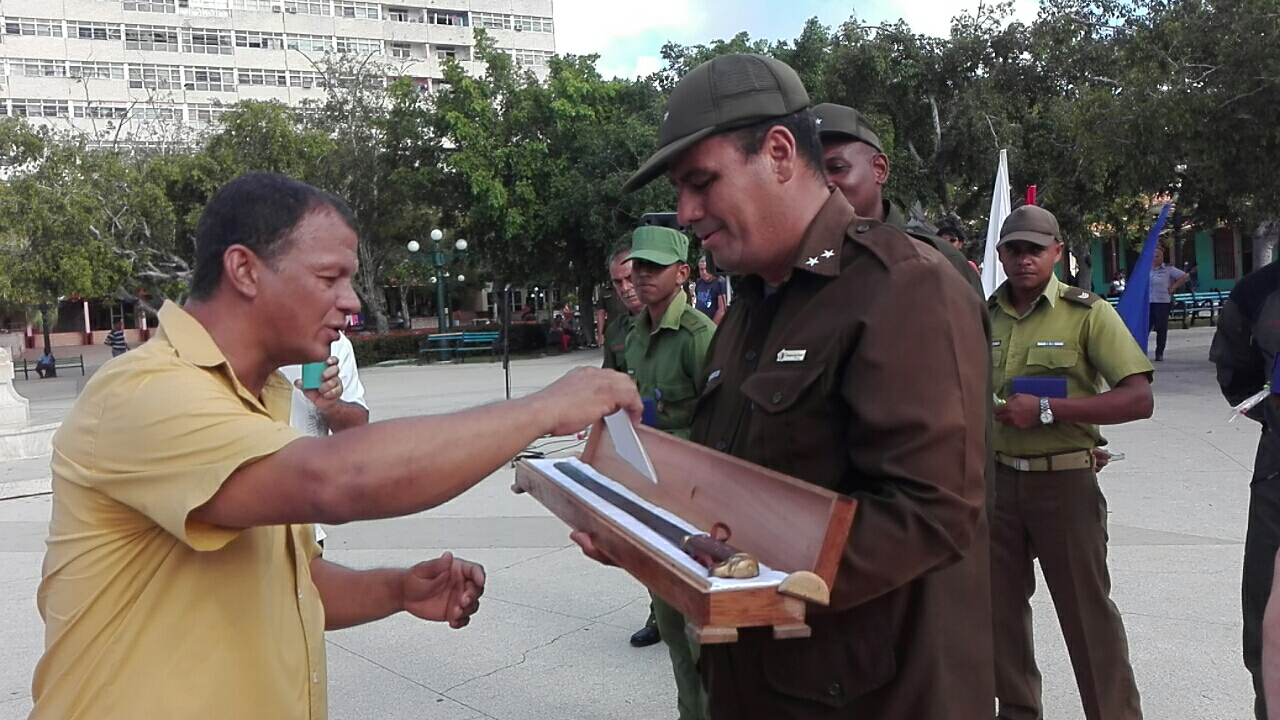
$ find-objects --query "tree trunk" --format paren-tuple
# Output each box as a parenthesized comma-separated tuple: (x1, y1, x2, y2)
(355, 241, 390, 335)
(396, 283, 409, 329)
(40, 303, 53, 355)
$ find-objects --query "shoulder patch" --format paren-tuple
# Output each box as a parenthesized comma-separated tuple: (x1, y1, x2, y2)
(1062, 287, 1102, 307)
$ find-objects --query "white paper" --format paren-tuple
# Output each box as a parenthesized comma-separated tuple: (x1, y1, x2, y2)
(529, 457, 788, 592)
(604, 409, 657, 483)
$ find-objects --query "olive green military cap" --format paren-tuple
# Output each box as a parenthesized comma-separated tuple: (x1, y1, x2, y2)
(626, 226, 689, 266)
(621, 54, 810, 194)
(812, 103, 883, 152)
(998, 205, 1061, 247)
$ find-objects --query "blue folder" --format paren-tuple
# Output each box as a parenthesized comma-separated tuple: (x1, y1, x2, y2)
(1011, 376, 1068, 399)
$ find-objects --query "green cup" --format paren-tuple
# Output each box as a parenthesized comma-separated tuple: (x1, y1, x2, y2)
(301, 361, 327, 390)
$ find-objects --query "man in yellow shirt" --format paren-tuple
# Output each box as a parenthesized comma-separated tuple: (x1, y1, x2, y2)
(29, 172, 640, 720)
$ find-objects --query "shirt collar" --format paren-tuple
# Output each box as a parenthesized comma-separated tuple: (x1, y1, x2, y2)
(156, 301, 292, 413)
(641, 291, 690, 334)
(789, 191, 856, 278)
(995, 273, 1063, 316)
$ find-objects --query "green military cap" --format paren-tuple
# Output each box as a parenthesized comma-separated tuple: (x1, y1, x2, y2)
(621, 54, 810, 194)
(998, 205, 1061, 247)
(626, 226, 689, 266)
(812, 103, 883, 152)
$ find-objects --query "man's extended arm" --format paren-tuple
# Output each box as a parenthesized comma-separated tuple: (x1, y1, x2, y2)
(310, 552, 484, 631)
(191, 367, 641, 529)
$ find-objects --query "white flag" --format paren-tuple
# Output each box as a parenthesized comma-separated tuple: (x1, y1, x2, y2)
(982, 149, 1011, 298)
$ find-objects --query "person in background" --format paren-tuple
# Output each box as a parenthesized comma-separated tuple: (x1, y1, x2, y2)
(104, 321, 129, 357)
(1109, 270, 1127, 298)
(35, 348, 56, 378)
(1149, 245, 1188, 361)
(692, 257, 728, 325)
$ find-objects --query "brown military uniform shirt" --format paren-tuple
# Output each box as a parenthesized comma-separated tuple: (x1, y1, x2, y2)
(690, 191, 993, 720)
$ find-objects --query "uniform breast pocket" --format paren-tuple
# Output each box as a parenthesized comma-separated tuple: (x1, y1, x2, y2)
(739, 364, 831, 470)
(655, 380, 698, 435)
(1024, 346, 1079, 375)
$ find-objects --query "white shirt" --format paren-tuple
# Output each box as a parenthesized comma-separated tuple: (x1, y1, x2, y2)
(1149, 263, 1187, 304)
(279, 333, 368, 544)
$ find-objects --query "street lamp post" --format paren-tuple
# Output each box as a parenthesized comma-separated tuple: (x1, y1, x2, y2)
(407, 229, 467, 332)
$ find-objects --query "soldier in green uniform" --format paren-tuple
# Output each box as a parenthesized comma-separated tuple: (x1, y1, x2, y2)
(622, 224, 715, 720)
(812, 102, 983, 297)
(602, 245, 644, 374)
(988, 205, 1154, 720)
(600, 244, 664, 649)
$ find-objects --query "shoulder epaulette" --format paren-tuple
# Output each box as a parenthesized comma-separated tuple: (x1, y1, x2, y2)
(1062, 287, 1102, 307)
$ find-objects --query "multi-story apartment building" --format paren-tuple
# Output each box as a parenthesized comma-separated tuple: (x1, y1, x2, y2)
(0, 0, 555, 139)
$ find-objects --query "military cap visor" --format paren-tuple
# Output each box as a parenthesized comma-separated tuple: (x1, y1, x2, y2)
(621, 54, 811, 194)
(812, 103, 883, 152)
(998, 205, 1061, 248)
(626, 225, 690, 266)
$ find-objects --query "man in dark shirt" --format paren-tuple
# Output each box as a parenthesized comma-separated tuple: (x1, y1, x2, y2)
(1211, 260, 1280, 720)
(105, 321, 129, 357)
(692, 257, 727, 324)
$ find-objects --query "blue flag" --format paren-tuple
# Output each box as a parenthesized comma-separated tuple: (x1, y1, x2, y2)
(1116, 203, 1172, 353)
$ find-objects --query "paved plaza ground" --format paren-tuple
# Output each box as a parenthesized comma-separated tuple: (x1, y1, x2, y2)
(0, 326, 1259, 719)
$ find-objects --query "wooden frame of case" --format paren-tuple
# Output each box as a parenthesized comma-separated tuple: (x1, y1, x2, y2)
(513, 422, 856, 643)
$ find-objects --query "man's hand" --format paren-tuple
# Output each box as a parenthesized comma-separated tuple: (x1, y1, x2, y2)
(994, 393, 1042, 429)
(296, 356, 343, 413)
(570, 530, 616, 567)
(1093, 448, 1111, 472)
(534, 367, 643, 436)
(401, 552, 486, 629)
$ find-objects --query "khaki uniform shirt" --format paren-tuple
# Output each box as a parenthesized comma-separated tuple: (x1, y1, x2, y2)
(622, 293, 714, 438)
(990, 274, 1154, 456)
(690, 192, 993, 719)
(602, 311, 637, 373)
(31, 302, 327, 720)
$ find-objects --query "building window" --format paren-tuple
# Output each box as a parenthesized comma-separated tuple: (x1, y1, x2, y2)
(68, 21, 122, 41)
(284, 0, 330, 15)
(237, 68, 288, 86)
(11, 59, 68, 78)
(183, 67, 236, 92)
(336, 37, 380, 54)
(11, 99, 69, 118)
(123, 0, 177, 12)
(70, 61, 126, 80)
(510, 49, 552, 67)
(334, 1, 379, 19)
(5, 17, 64, 37)
(182, 28, 234, 54)
(471, 12, 508, 30)
(288, 70, 324, 88)
(187, 102, 227, 123)
(125, 25, 180, 52)
(286, 34, 333, 53)
(232, 0, 276, 10)
(427, 10, 467, 26)
(390, 42, 411, 58)
(434, 45, 458, 60)
(133, 105, 179, 120)
(75, 103, 131, 119)
(129, 64, 182, 89)
(235, 31, 284, 50)
(1213, 228, 1237, 280)
(387, 7, 410, 21)
(512, 15, 552, 33)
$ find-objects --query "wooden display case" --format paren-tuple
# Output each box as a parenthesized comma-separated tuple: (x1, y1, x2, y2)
(513, 422, 856, 643)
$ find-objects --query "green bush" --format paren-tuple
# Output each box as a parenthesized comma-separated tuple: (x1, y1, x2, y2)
(349, 331, 429, 366)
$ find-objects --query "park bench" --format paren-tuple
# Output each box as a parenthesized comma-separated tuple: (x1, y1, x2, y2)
(418, 331, 500, 363)
(17, 354, 85, 380)
(1171, 290, 1224, 328)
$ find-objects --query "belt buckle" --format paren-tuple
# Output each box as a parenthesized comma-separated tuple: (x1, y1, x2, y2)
(1013, 457, 1030, 472)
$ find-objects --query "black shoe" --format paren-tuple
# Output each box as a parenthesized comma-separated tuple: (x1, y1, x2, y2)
(1154, 353, 1164, 361)
(629, 625, 661, 647)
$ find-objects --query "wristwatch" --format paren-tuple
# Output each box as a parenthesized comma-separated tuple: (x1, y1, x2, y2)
(1039, 397, 1054, 425)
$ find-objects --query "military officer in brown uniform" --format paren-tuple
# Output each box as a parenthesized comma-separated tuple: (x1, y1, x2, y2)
(577, 53, 993, 719)
(988, 205, 1154, 720)
(812, 102, 982, 296)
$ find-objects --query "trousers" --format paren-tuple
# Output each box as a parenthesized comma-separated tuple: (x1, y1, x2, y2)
(990, 463, 1142, 720)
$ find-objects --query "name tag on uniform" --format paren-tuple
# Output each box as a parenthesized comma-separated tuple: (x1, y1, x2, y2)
(992, 340, 1002, 347)
(1035, 341, 1065, 347)
(776, 349, 807, 363)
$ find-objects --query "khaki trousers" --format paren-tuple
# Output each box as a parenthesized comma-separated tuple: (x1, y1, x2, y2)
(991, 463, 1142, 720)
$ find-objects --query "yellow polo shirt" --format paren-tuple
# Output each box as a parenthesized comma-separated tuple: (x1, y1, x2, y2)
(31, 302, 327, 720)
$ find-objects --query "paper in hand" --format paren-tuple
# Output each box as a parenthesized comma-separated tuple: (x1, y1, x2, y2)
(604, 409, 657, 483)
